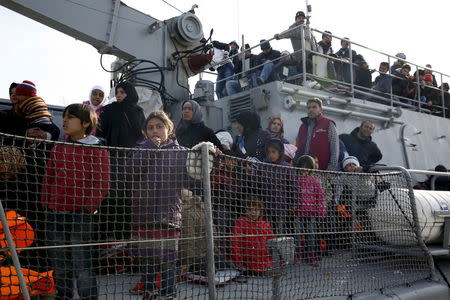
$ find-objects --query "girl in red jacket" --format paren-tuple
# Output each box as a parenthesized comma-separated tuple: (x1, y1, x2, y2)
(294, 155, 326, 266)
(231, 198, 275, 273)
(41, 104, 110, 300)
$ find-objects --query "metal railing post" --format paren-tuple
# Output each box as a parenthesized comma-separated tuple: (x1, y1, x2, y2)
(300, 25, 307, 85)
(416, 65, 421, 112)
(388, 56, 394, 107)
(0, 200, 31, 300)
(349, 41, 355, 99)
(201, 145, 217, 300)
(440, 73, 445, 118)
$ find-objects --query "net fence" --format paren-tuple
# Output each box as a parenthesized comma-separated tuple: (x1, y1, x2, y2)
(0, 133, 434, 299)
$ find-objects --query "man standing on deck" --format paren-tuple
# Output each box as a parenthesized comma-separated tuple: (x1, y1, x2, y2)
(293, 98, 339, 171)
(339, 120, 382, 171)
(274, 11, 313, 74)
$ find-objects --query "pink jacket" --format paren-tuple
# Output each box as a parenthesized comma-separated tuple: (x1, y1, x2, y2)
(295, 175, 327, 217)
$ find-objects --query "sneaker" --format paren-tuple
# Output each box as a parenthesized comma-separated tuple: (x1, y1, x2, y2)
(142, 291, 157, 300)
(307, 255, 320, 266)
(256, 77, 265, 85)
(130, 279, 145, 294)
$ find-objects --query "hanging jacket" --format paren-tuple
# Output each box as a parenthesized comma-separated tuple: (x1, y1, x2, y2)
(231, 216, 275, 272)
(41, 135, 111, 213)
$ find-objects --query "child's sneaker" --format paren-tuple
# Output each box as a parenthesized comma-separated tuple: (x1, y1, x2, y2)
(307, 255, 320, 266)
(295, 253, 302, 264)
(130, 278, 145, 294)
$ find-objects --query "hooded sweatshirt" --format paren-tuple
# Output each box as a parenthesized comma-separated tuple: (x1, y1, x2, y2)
(232, 111, 270, 161)
(96, 82, 145, 148)
(339, 127, 382, 168)
(260, 139, 295, 216)
(41, 135, 111, 213)
(176, 100, 224, 150)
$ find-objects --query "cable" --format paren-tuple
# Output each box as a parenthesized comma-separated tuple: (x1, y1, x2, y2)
(161, 0, 184, 13)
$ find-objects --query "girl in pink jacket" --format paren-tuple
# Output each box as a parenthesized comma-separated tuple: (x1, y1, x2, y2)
(294, 155, 327, 265)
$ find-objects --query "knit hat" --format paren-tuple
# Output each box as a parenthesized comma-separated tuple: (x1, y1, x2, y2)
(423, 74, 433, 82)
(342, 156, 360, 169)
(229, 40, 239, 48)
(260, 40, 271, 51)
(395, 53, 406, 60)
(15, 80, 37, 97)
(295, 11, 305, 18)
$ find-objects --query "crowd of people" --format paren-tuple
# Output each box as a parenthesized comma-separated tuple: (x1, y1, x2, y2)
(211, 10, 450, 118)
(0, 77, 448, 300)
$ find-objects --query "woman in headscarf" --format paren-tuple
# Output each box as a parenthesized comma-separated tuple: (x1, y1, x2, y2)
(232, 111, 269, 161)
(96, 81, 145, 241)
(267, 116, 289, 144)
(83, 85, 108, 118)
(96, 81, 145, 148)
(175, 100, 224, 151)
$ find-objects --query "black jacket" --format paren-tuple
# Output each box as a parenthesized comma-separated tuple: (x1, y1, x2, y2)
(0, 108, 60, 141)
(256, 49, 281, 65)
(232, 128, 270, 161)
(97, 82, 145, 148)
(176, 122, 224, 151)
(339, 127, 382, 168)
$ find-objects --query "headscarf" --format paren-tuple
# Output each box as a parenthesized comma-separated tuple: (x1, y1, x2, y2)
(115, 81, 139, 104)
(176, 100, 203, 134)
(235, 111, 261, 136)
(86, 85, 108, 110)
(267, 117, 284, 139)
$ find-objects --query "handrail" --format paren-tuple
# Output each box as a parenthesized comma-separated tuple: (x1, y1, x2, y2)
(407, 169, 450, 191)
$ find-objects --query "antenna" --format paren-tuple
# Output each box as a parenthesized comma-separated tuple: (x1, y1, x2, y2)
(305, 0, 312, 25)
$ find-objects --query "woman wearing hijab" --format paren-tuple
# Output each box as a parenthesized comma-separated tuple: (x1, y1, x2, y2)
(232, 111, 269, 161)
(83, 85, 108, 118)
(96, 82, 145, 148)
(175, 100, 224, 151)
(96, 81, 145, 241)
(267, 117, 289, 144)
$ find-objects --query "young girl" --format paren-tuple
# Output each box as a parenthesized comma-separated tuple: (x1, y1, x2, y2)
(83, 85, 108, 118)
(127, 110, 192, 299)
(231, 197, 275, 273)
(294, 155, 326, 265)
(41, 104, 110, 299)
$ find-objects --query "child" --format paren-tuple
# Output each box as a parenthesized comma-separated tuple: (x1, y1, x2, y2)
(83, 85, 108, 118)
(83, 85, 108, 135)
(14, 80, 52, 127)
(41, 103, 110, 300)
(231, 197, 275, 273)
(261, 138, 295, 235)
(127, 110, 193, 299)
(294, 155, 326, 265)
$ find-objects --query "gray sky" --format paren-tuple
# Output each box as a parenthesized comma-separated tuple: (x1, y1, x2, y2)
(1, 0, 449, 106)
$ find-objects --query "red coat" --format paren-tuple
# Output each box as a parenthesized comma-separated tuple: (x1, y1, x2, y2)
(295, 175, 327, 217)
(231, 216, 275, 272)
(296, 114, 334, 170)
(41, 144, 110, 213)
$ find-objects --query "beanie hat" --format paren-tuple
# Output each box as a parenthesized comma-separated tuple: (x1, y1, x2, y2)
(15, 80, 37, 97)
(342, 156, 360, 169)
(395, 53, 406, 60)
(423, 74, 433, 82)
(260, 40, 271, 51)
(295, 11, 305, 18)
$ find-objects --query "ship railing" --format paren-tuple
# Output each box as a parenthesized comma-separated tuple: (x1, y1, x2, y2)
(407, 169, 450, 191)
(0, 133, 436, 299)
(201, 25, 449, 118)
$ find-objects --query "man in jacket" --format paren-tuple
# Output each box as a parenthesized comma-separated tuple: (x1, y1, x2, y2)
(293, 98, 339, 171)
(274, 11, 313, 73)
(339, 120, 382, 171)
(226, 44, 259, 96)
(255, 40, 281, 85)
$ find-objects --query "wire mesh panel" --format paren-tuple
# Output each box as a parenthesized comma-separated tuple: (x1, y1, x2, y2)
(0, 133, 434, 299)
